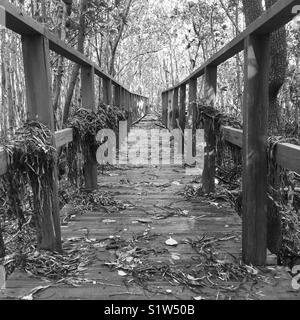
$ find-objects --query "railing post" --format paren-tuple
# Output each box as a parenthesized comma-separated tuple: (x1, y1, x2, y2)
(202, 66, 217, 194)
(120, 87, 125, 109)
(179, 84, 186, 154)
(114, 85, 120, 107)
(134, 95, 137, 120)
(188, 78, 197, 157)
(172, 87, 179, 129)
(103, 78, 112, 105)
(128, 93, 132, 127)
(242, 34, 270, 266)
(81, 65, 98, 190)
(22, 34, 62, 252)
(162, 92, 168, 126)
(167, 90, 173, 129)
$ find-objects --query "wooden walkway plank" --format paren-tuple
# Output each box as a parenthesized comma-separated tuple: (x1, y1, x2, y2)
(1, 114, 297, 301)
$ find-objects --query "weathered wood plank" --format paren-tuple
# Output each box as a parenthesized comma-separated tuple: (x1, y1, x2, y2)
(222, 126, 243, 148)
(162, 92, 168, 127)
(103, 78, 112, 106)
(172, 88, 179, 129)
(242, 34, 270, 266)
(276, 143, 300, 173)
(2, 114, 297, 301)
(179, 85, 186, 131)
(162, 0, 300, 93)
(81, 65, 98, 190)
(189, 78, 197, 157)
(81, 65, 95, 109)
(167, 90, 173, 129)
(22, 34, 62, 252)
(55, 128, 73, 148)
(203, 66, 217, 194)
(221, 127, 300, 174)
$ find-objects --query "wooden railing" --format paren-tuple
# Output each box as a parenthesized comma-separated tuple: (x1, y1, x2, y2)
(162, 0, 300, 265)
(0, 0, 148, 251)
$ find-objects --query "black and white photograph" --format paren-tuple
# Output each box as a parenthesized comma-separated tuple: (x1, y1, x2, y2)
(0, 0, 300, 305)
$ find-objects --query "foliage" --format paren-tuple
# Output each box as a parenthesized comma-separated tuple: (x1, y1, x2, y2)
(66, 104, 127, 187)
(0, 121, 57, 247)
(191, 105, 300, 265)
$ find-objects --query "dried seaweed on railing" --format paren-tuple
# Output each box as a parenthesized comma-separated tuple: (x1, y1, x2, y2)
(186, 105, 300, 265)
(66, 104, 127, 187)
(267, 136, 300, 265)
(0, 121, 56, 254)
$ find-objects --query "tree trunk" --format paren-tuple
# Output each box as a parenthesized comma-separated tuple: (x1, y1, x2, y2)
(109, 0, 133, 76)
(53, 3, 67, 129)
(62, 0, 88, 126)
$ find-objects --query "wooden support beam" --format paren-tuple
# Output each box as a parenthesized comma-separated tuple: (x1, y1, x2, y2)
(276, 143, 300, 173)
(114, 85, 120, 107)
(222, 126, 243, 148)
(127, 93, 132, 127)
(202, 66, 217, 194)
(179, 85, 186, 155)
(134, 95, 137, 120)
(81, 65, 97, 190)
(81, 65, 95, 109)
(120, 87, 124, 108)
(22, 34, 62, 252)
(179, 85, 186, 131)
(167, 90, 173, 129)
(172, 88, 179, 129)
(242, 34, 270, 266)
(103, 78, 112, 106)
(55, 128, 73, 148)
(188, 78, 197, 156)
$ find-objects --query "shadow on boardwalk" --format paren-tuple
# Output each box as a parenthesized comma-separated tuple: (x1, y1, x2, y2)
(1, 114, 298, 300)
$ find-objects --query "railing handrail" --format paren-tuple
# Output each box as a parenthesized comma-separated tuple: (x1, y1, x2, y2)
(0, 0, 147, 100)
(162, 0, 299, 94)
(161, 0, 300, 265)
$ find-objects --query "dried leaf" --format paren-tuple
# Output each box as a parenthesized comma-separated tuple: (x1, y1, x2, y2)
(21, 285, 52, 300)
(245, 265, 258, 275)
(193, 296, 205, 300)
(137, 218, 152, 224)
(171, 253, 181, 260)
(102, 219, 116, 223)
(165, 237, 178, 246)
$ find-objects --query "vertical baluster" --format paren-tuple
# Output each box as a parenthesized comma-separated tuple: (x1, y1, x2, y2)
(172, 87, 179, 129)
(242, 34, 270, 265)
(81, 65, 97, 190)
(189, 78, 197, 157)
(22, 35, 62, 252)
(202, 66, 217, 194)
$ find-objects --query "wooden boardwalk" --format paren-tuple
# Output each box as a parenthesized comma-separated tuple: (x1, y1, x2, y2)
(1, 114, 299, 300)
